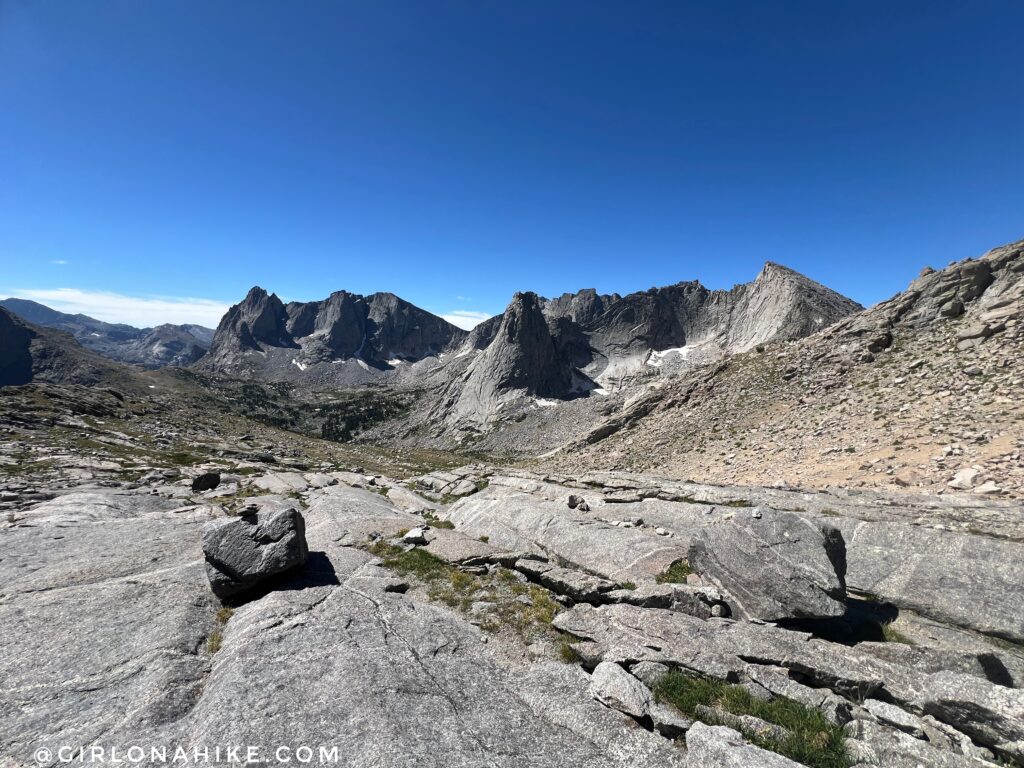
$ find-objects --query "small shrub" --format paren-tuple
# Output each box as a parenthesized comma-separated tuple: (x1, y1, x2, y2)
(478, 535, 490, 543)
(618, 581, 637, 591)
(424, 513, 455, 529)
(559, 638, 582, 664)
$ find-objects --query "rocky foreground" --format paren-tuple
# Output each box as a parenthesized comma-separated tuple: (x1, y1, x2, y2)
(3, 458, 1023, 767)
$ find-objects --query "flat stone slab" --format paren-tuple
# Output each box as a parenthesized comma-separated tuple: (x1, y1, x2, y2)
(422, 527, 499, 564)
(831, 517, 1024, 642)
(447, 491, 688, 583)
(252, 471, 310, 494)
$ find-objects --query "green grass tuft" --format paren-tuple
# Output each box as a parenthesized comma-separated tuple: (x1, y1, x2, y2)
(655, 671, 849, 768)
(655, 560, 693, 583)
(366, 540, 450, 581)
(215, 606, 234, 624)
(424, 512, 456, 529)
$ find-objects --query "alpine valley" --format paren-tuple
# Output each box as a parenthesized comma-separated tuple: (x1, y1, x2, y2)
(2, 237, 1023, 768)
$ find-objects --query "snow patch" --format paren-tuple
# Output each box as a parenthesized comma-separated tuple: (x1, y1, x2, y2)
(646, 346, 696, 367)
(356, 359, 370, 372)
(592, 388, 609, 397)
(534, 398, 559, 408)
(90, 332, 102, 337)
(291, 358, 308, 372)
(387, 359, 405, 366)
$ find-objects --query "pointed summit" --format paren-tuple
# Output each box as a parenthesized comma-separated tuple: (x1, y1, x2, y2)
(487, 292, 574, 395)
(207, 285, 293, 359)
(443, 292, 577, 427)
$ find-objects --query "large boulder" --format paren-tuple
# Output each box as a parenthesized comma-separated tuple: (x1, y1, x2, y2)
(202, 508, 309, 598)
(686, 510, 846, 621)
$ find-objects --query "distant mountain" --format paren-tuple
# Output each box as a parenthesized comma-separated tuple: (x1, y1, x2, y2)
(196, 287, 468, 384)
(0, 298, 214, 368)
(0, 306, 125, 387)
(430, 262, 862, 429)
(540, 262, 864, 384)
(440, 292, 582, 427)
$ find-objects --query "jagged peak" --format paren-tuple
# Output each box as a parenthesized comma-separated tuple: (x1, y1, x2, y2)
(242, 285, 270, 302)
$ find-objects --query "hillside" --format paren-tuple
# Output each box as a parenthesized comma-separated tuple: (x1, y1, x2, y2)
(543, 239, 1024, 498)
(0, 298, 213, 368)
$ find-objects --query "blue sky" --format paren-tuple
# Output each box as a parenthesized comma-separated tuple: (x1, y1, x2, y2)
(2, 1, 1023, 329)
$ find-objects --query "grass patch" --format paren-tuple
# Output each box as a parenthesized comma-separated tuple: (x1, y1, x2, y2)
(366, 540, 563, 645)
(655, 560, 693, 584)
(366, 540, 450, 581)
(719, 498, 753, 508)
(164, 450, 206, 466)
(559, 639, 582, 663)
(424, 512, 455, 529)
(215, 606, 235, 624)
(206, 630, 223, 654)
(656, 671, 849, 768)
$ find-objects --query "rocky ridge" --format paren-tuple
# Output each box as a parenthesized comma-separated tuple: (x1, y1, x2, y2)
(196, 286, 467, 385)
(0, 307, 129, 387)
(0, 298, 214, 368)
(543, 239, 1024, 497)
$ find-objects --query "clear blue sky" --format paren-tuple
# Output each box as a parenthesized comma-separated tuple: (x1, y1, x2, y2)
(2, 1, 1023, 328)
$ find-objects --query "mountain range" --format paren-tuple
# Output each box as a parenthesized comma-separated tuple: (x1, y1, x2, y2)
(1, 262, 863, 429)
(0, 298, 214, 369)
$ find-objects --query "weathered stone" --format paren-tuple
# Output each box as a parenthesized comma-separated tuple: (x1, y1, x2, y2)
(553, 602, 1024, 757)
(589, 661, 653, 718)
(744, 666, 853, 725)
(630, 660, 670, 688)
(202, 508, 309, 597)
(422, 528, 499, 564)
(862, 698, 926, 738)
(2, 487, 687, 768)
(831, 517, 1024, 642)
(386, 485, 440, 515)
(516, 558, 619, 602)
(402, 525, 429, 545)
(844, 718, 995, 768)
(252, 471, 309, 494)
(684, 723, 806, 767)
(695, 704, 790, 742)
(948, 467, 982, 490)
(651, 702, 692, 738)
(687, 510, 846, 621)
(446, 491, 688, 583)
